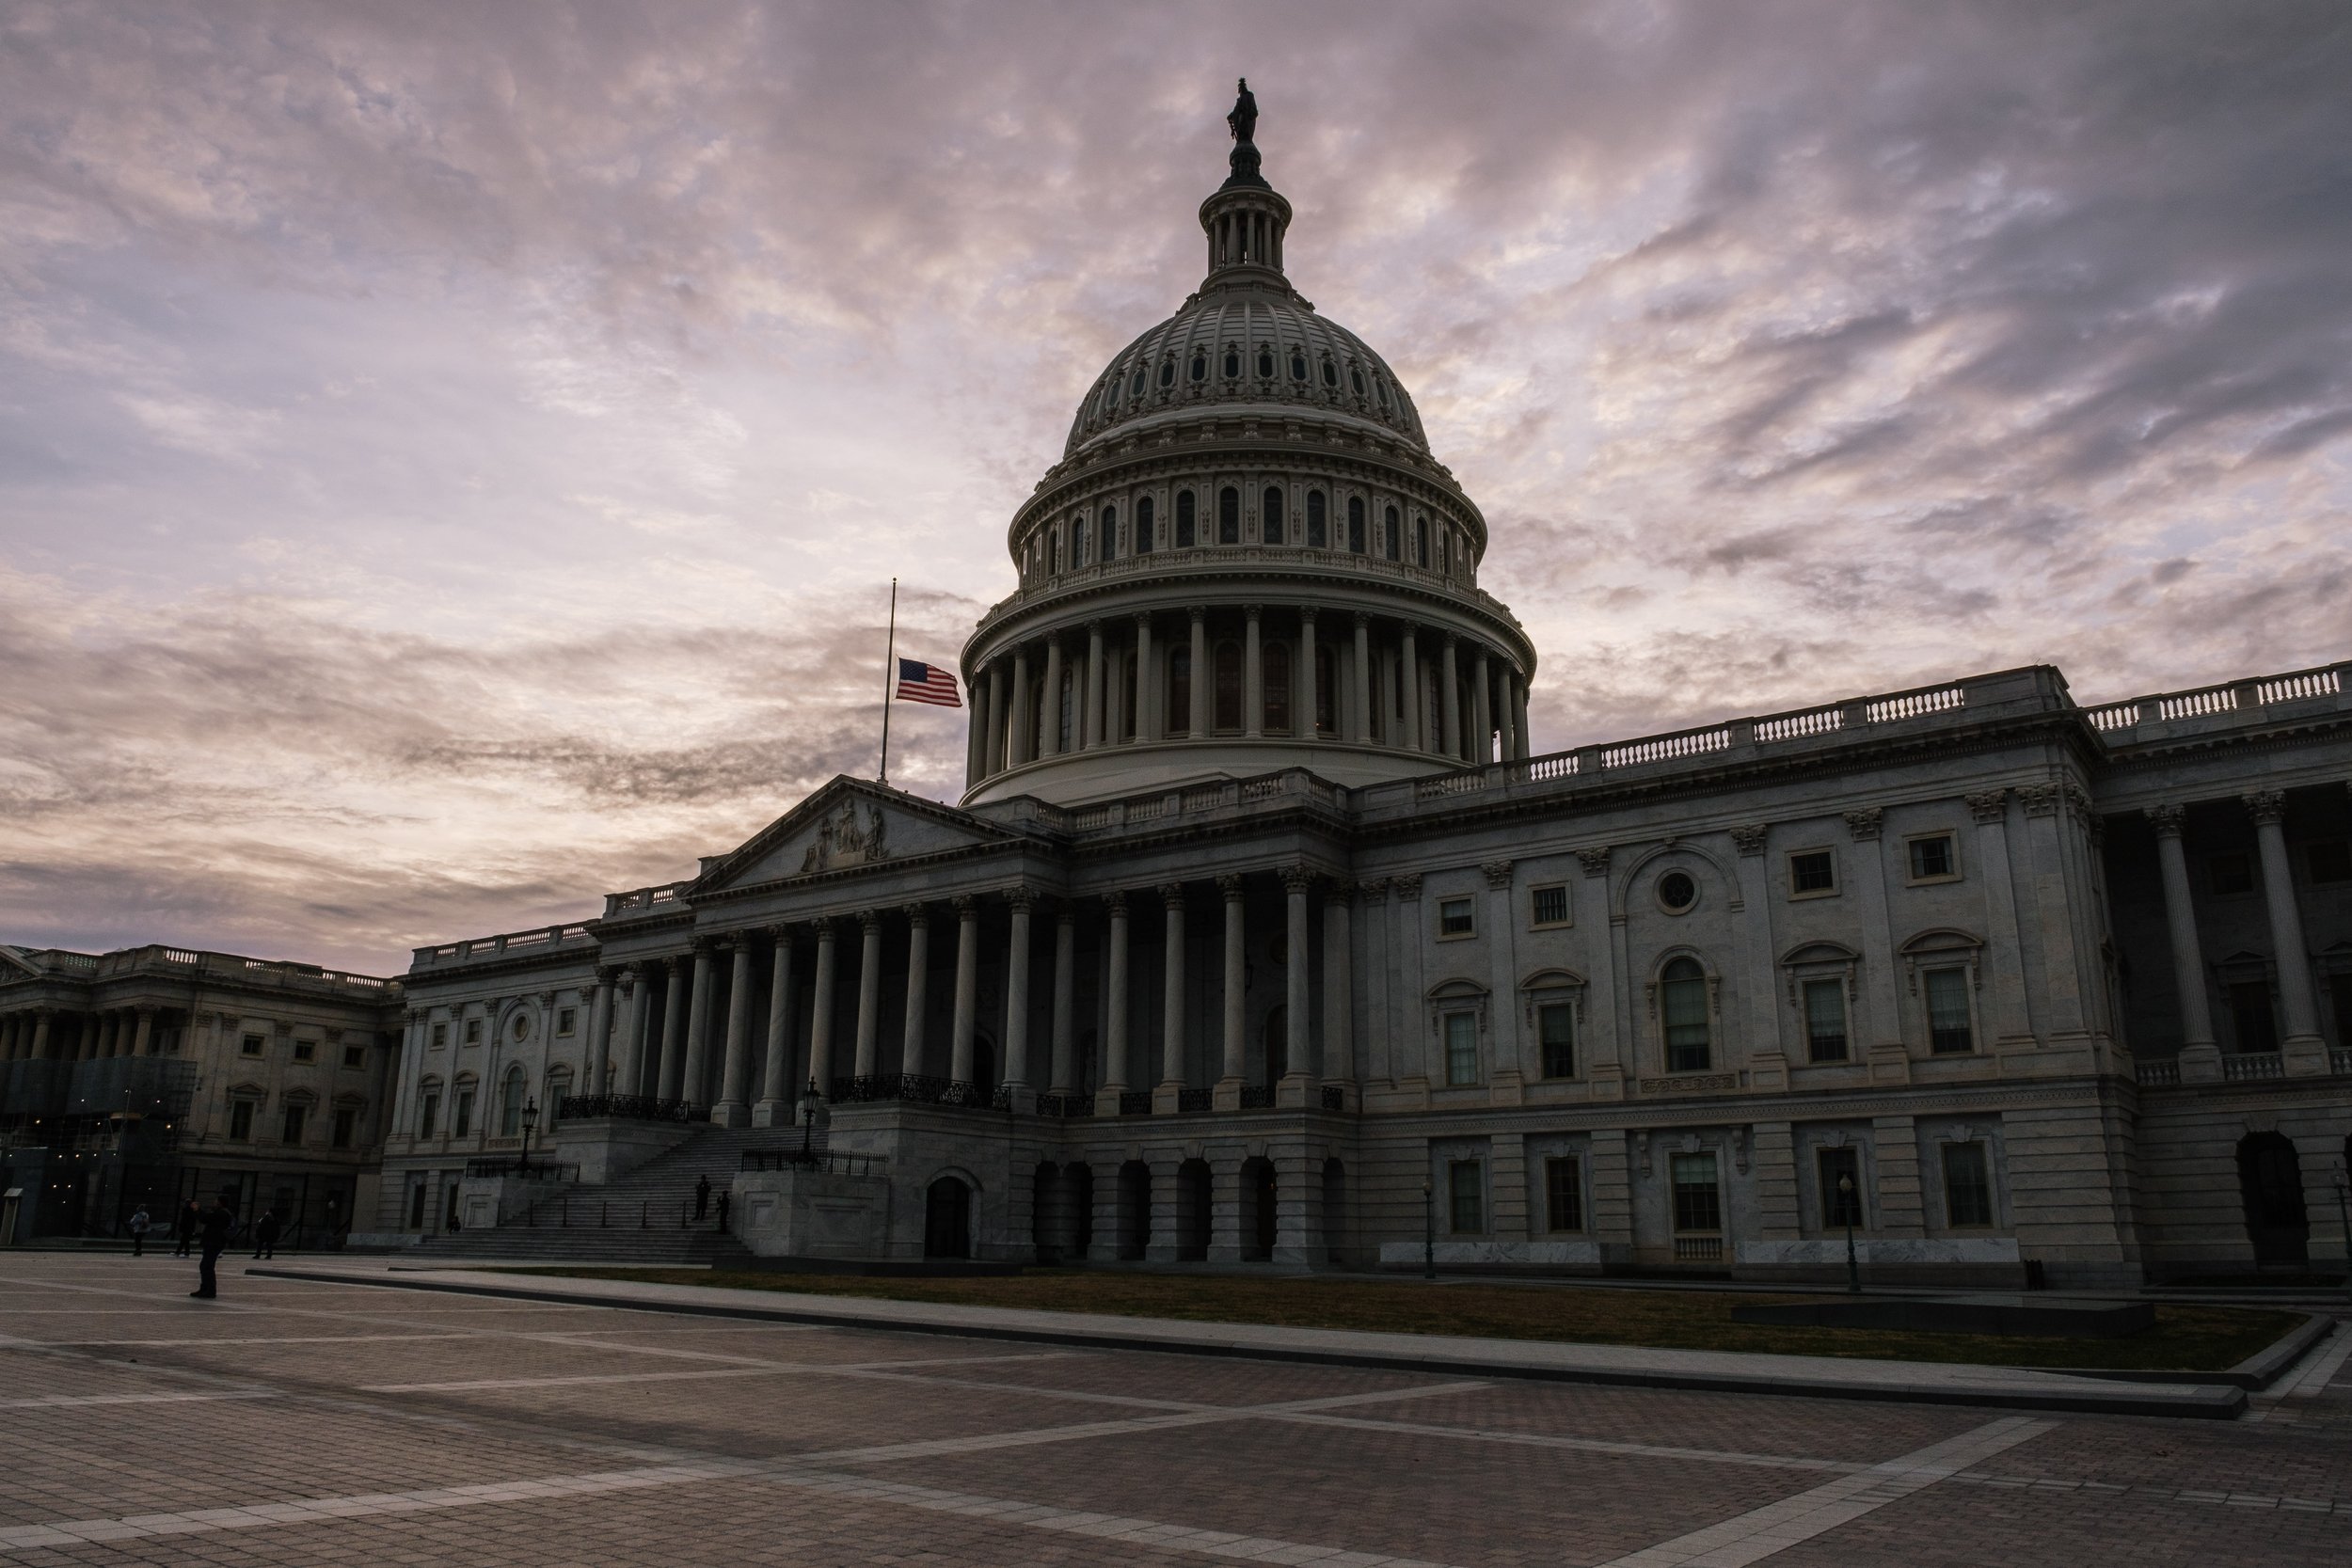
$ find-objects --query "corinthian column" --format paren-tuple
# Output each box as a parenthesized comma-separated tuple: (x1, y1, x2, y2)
(1158, 884, 1187, 1103)
(1298, 607, 1319, 736)
(1003, 888, 1035, 1092)
(680, 941, 719, 1110)
(715, 938, 756, 1126)
(1471, 649, 1491, 763)
(1280, 865, 1312, 1101)
(950, 895, 979, 1085)
(656, 957, 690, 1101)
(1243, 605, 1264, 737)
(1188, 608, 1209, 739)
(586, 972, 615, 1094)
(1049, 909, 1077, 1094)
(853, 911, 884, 1079)
(1352, 613, 1373, 743)
(1400, 626, 1422, 752)
(755, 931, 797, 1125)
(2147, 805, 2217, 1076)
(1009, 646, 1032, 767)
(1133, 614, 1155, 740)
(1216, 874, 1247, 1106)
(1086, 620, 1106, 751)
(1440, 634, 1462, 759)
(1041, 635, 1065, 757)
(1098, 892, 1130, 1113)
(2245, 789, 2325, 1070)
(807, 918, 839, 1096)
(899, 905, 930, 1077)
(1496, 664, 1518, 763)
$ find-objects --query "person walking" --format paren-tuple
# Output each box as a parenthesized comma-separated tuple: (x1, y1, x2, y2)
(174, 1198, 200, 1258)
(251, 1208, 281, 1260)
(127, 1204, 151, 1258)
(694, 1174, 712, 1221)
(190, 1191, 237, 1300)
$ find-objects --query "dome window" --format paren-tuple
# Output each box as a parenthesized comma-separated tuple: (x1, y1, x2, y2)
(1136, 495, 1155, 553)
(1101, 503, 1118, 562)
(1346, 496, 1366, 553)
(1072, 517, 1089, 568)
(1322, 358, 1339, 388)
(1176, 489, 1198, 547)
(1218, 486, 1240, 545)
(1191, 351, 1207, 383)
(1349, 366, 1366, 396)
(1263, 485, 1285, 545)
(1376, 377, 1391, 410)
(1256, 346, 1274, 379)
(1213, 641, 1244, 731)
(1306, 490, 1327, 547)
(1413, 515, 1429, 566)
(1100, 379, 1118, 417)
(1223, 347, 1241, 378)
(1290, 351, 1308, 382)
(1128, 368, 1145, 398)
(1264, 642, 1293, 735)
(1158, 359, 1175, 388)
(1383, 504, 1401, 561)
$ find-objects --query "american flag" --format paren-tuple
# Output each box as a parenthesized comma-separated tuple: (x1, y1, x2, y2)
(894, 657, 961, 707)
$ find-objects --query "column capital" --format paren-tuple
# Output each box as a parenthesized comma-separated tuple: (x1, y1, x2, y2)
(901, 902, 930, 927)
(1575, 846, 1611, 879)
(1842, 806, 1883, 841)
(2242, 787, 2286, 825)
(1055, 905, 1077, 928)
(1480, 859, 1515, 890)
(1158, 881, 1188, 911)
(950, 894, 978, 917)
(1355, 877, 1389, 898)
(1391, 873, 1423, 900)
(1085, 617, 1104, 634)
(1280, 863, 1317, 895)
(1243, 603, 1263, 621)
(1216, 872, 1246, 899)
(2020, 782, 2064, 817)
(1322, 879, 1358, 905)
(2146, 802, 2186, 836)
(1298, 604, 1318, 625)
(1353, 610, 1371, 629)
(1442, 630, 1459, 649)
(1134, 610, 1152, 628)
(809, 914, 835, 937)
(1966, 788, 2010, 824)
(1006, 884, 1039, 912)
(857, 909, 884, 932)
(1187, 604, 1207, 623)
(1727, 824, 1769, 857)
(667, 952, 693, 974)
(1103, 889, 1128, 915)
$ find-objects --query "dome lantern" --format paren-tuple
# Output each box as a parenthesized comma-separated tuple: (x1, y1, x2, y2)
(1199, 78, 1294, 295)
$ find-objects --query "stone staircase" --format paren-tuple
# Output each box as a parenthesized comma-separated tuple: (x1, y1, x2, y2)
(407, 1126, 790, 1267)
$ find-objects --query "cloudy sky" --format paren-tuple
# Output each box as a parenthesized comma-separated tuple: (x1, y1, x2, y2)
(4, 1, 2348, 974)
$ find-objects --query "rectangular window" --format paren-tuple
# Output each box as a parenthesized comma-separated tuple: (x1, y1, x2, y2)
(1537, 1003, 1576, 1079)
(430, 1022, 448, 1049)
(1669, 1153, 1721, 1233)
(407, 1181, 428, 1229)
(1443, 1012, 1480, 1085)
(557, 1007, 578, 1037)
(1943, 1142, 1994, 1227)
(2208, 851, 2254, 895)
(1448, 1160, 1484, 1234)
(1803, 979, 1849, 1063)
(1544, 1156, 1583, 1233)
(1788, 849, 1836, 896)
(453, 1089, 474, 1138)
(1662, 974, 1710, 1072)
(463, 1019, 482, 1045)
(1818, 1146, 1863, 1227)
(342, 1044, 366, 1069)
(2229, 982, 2278, 1053)
(240, 1034, 265, 1057)
(417, 1092, 439, 1140)
(2309, 840, 2351, 883)
(1906, 833, 1958, 881)
(1924, 968, 1974, 1053)
(293, 1039, 316, 1063)
(332, 1106, 357, 1149)
(1438, 897, 1475, 937)
(229, 1100, 255, 1141)
(281, 1103, 306, 1146)
(1530, 884, 1569, 927)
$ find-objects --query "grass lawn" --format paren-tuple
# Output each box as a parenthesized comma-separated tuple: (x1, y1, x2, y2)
(508, 1268, 2300, 1372)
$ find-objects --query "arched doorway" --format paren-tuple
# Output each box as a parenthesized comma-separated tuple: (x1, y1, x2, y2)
(1069, 1164, 1094, 1259)
(1243, 1158, 1276, 1261)
(1176, 1159, 1212, 1262)
(924, 1176, 973, 1260)
(2236, 1132, 2308, 1265)
(1030, 1161, 1062, 1263)
(1118, 1161, 1152, 1259)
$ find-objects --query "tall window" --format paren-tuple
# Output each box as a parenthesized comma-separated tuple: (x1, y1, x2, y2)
(1545, 1157, 1582, 1232)
(1413, 515, 1429, 565)
(1443, 1012, 1479, 1085)
(1538, 1003, 1576, 1079)
(1924, 969, 1974, 1053)
(1818, 1147, 1862, 1227)
(1347, 496, 1366, 552)
(1943, 1143, 1994, 1227)
(230, 1100, 255, 1140)
(281, 1102, 307, 1146)
(500, 1065, 526, 1136)
(1136, 495, 1155, 552)
(1168, 646, 1192, 735)
(1314, 644, 1335, 733)
(1661, 958, 1710, 1071)
(1072, 517, 1089, 568)
(1050, 531, 1062, 574)
(2229, 981, 2277, 1053)
(1218, 486, 1241, 544)
(417, 1089, 439, 1140)
(1100, 503, 1118, 562)
(1176, 490, 1196, 546)
(1306, 490, 1327, 546)
(1448, 1159, 1484, 1233)
(1264, 642, 1292, 733)
(1190, 351, 1207, 383)
(1803, 979, 1849, 1062)
(1383, 504, 1400, 560)
(1213, 641, 1243, 730)
(1262, 485, 1285, 544)
(453, 1087, 474, 1138)
(332, 1105, 357, 1149)
(1436, 529, 1449, 573)
(1670, 1153, 1721, 1233)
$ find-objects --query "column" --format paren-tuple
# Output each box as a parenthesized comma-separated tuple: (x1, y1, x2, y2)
(1352, 613, 1373, 743)
(964, 660, 988, 785)
(1298, 608, 1318, 736)
(1440, 634, 1462, 759)
(1009, 647, 1032, 767)
(1041, 635, 1065, 757)
(30, 1010, 53, 1061)
(898, 905, 930, 1078)
(1159, 884, 1188, 1099)
(1496, 663, 1518, 764)
(1099, 893, 1130, 1112)
(756, 931, 797, 1124)
(1513, 677, 1531, 760)
(656, 956, 690, 1101)
(680, 941, 719, 1109)
(985, 663, 1006, 773)
(1049, 910, 1077, 1094)
(614, 967, 647, 1100)
(2148, 805, 2217, 1073)
(808, 918, 840, 1095)
(586, 972, 615, 1094)
(1281, 866, 1312, 1098)
(1188, 608, 1209, 739)
(93, 1012, 115, 1058)
(1003, 888, 1035, 1091)
(1471, 649, 1491, 763)
(950, 896, 980, 1085)
(1400, 626, 1422, 752)
(2247, 789, 2325, 1069)
(1216, 874, 1246, 1103)
(1086, 620, 1106, 751)
(853, 911, 884, 1079)
(1133, 613, 1155, 741)
(1243, 605, 1264, 737)
(713, 938, 756, 1125)
(1321, 883, 1354, 1097)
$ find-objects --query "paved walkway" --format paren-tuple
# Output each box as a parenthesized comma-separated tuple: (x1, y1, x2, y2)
(251, 1257, 2267, 1418)
(4, 1254, 2348, 1567)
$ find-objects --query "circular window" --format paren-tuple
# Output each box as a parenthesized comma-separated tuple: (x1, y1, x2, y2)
(510, 1013, 532, 1042)
(1657, 871, 1697, 913)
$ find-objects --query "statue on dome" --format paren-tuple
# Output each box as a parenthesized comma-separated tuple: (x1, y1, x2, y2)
(1227, 78, 1258, 148)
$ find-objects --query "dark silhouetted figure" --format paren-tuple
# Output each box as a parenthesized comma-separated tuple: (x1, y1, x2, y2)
(716, 1190, 731, 1231)
(252, 1208, 281, 1259)
(694, 1174, 712, 1220)
(175, 1199, 200, 1258)
(190, 1192, 237, 1300)
(127, 1204, 151, 1257)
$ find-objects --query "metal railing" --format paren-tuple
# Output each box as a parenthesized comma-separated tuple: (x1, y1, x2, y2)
(2222, 1052, 2285, 1082)
(557, 1094, 701, 1123)
(1319, 1085, 1345, 1112)
(1034, 1093, 1096, 1118)
(2334, 1048, 2352, 1077)
(465, 1158, 578, 1181)
(1176, 1087, 1213, 1114)
(1238, 1085, 1276, 1110)
(1120, 1091, 1155, 1117)
(831, 1074, 988, 1108)
(741, 1148, 874, 1177)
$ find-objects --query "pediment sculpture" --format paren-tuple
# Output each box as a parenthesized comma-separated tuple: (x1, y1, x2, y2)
(801, 799, 889, 874)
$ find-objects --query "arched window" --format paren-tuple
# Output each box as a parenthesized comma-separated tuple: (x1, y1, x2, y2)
(499, 1064, 526, 1137)
(1213, 640, 1243, 731)
(1158, 358, 1174, 388)
(1435, 528, 1447, 574)
(1289, 350, 1307, 381)
(1100, 502, 1118, 562)
(1262, 485, 1284, 545)
(1322, 358, 1338, 388)
(1072, 517, 1089, 568)
(1127, 367, 1145, 398)
(1383, 505, 1400, 561)
(1190, 351, 1207, 383)
(1264, 642, 1292, 734)
(1168, 646, 1192, 735)
(1661, 958, 1710, 1072)
(1218, 487, 1241, 545)
(1376, 376, 1391, 409)
(1413, 515, 1429, 566)
(1306, 490, 1327, 547)
(1347, 496, 1366, 553)
(1349, 366, 1366, 396)
(1315, 643, 1336, 734)
(1176, 490, 1196, 547)
(1256, 345, 1275, 378)
(1099, 379, 1117, 417)
(1136, 495, 1154, 553)
(1223, 346, 1241, 378)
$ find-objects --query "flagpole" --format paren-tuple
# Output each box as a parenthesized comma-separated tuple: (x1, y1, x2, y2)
(877, 578, 898, 785)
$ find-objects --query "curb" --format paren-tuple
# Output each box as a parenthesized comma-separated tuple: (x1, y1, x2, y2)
(247, 1266, 2249, 1420)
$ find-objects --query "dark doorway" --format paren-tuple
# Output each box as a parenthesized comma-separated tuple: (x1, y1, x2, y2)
(1030, 1161, 1062, 1262)
(1176, 1159, 1212, 1261)
(1244, 1158, 1276, 1261)
(1118, 1161, 1152, 1259)
(924, 1176, 972, 1259)
(1069, 1164, 1094, 1258)
(2230, 983, 2279, 1053)
(2236, 1132, 2308, 1265)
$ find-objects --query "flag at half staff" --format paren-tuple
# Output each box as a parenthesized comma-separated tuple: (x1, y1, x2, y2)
(894, 657, 961, 707)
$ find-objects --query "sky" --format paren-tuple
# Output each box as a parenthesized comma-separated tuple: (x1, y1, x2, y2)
(4, 1, 2349, 974)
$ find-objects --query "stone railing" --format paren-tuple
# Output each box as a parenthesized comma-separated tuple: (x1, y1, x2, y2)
(2134, 1059, 2181, 1086)
(599, 883, 690, 920)
(414, 922, 598, 970)
(2221, 1052, 2285, 1083)
(49, 944, 396, 996)
(2081, 660, 2347, 736)
(2334, 1048, 2352, 1077)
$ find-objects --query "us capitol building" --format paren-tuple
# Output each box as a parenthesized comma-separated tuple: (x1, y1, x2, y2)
(7, 89, 2350, 1284)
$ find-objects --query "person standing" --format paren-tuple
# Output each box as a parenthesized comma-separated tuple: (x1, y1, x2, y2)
(126, 1204, 151, 1258)
(694, 1173, 712, 1221)
(251, 1207, 281, 1260)
(174, 1198, 200, 1258)
(190, 1191, 237, 1300)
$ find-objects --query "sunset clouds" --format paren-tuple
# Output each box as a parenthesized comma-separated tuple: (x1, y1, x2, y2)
(4, 1, 2348, 971)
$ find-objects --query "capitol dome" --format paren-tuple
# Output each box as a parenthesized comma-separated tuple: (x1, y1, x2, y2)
(960, 82, 1536, 808)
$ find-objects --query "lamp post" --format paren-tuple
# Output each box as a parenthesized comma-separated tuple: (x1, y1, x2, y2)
(518, 1098, 539, 1177)
(799, 1078, 824, 1158)
(1422, 1176, 1437, 1280)
(1839, 1171, 1860, 1294)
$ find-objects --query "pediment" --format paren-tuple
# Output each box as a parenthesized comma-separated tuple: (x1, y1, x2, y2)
(694, 777, 1024, 893)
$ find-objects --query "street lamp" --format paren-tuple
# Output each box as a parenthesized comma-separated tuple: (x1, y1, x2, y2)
(518, 1098, 539, 1176)
(1422, 1176, 1437, 1280)
(799, 1078, 824, 1157)
(1838, 1172, 1860, 1294)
